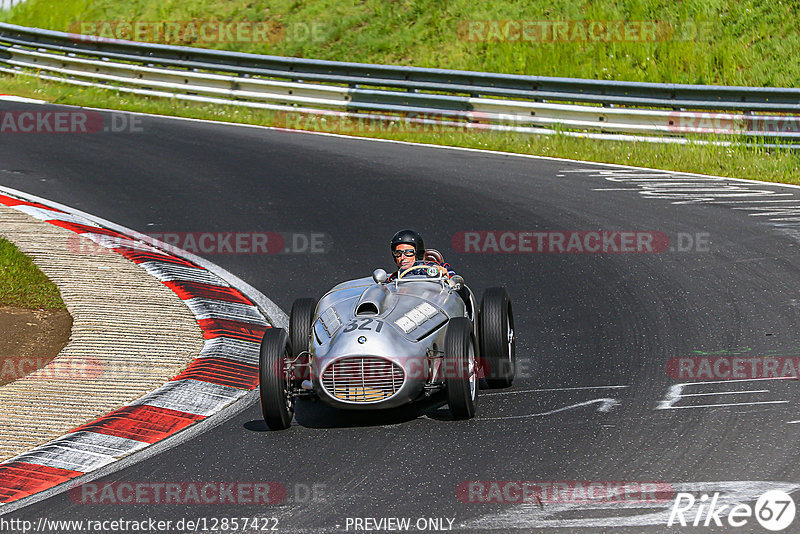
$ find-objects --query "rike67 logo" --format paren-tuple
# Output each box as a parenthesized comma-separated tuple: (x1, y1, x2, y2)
(669, 490, 796, 531)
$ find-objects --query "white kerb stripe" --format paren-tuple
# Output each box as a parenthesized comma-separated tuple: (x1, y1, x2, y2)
(184, 298, 268, 325)
(198, 337, 261, 366)
(139, 262, 229, 286)
(2, 431, 149, 472)
(198, 337, 261, 365)
(9, 204, 100, 226)
(127, 379, 248, 416)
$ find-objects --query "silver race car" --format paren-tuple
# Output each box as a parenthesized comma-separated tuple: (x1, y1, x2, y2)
(259, 255, 515, 430)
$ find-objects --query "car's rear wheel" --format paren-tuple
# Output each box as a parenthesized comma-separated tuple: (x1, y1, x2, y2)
(480, 287, 515, 388)
(289, 298, 317, 381)
(445, 317, 478, 420)
(259, 328, 294, 430)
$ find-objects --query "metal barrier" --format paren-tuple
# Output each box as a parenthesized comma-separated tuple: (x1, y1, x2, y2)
(0, 1, 26, 11)
(1, 22, 799, 143)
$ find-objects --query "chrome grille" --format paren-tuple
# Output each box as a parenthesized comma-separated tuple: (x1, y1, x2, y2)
(321, 356, 405, 402)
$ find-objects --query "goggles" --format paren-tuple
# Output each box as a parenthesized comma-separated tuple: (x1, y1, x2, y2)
(392, 249, 417, 258)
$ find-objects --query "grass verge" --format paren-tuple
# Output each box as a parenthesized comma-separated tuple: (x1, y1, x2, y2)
(2, 0, 800, 87)
(2, 71, 800, 185)
(0, 236, 66, 310)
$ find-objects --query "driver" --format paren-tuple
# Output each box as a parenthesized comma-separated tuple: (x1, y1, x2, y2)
(388, 229, 473, 318)
(388, 229, 454, 281)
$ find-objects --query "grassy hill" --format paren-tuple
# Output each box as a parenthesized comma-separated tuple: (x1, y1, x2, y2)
(2, 0, 799, 87)
(0, 237, 65, 310)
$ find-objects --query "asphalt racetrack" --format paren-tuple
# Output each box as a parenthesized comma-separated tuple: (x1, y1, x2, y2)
(4, 102, 800, 532)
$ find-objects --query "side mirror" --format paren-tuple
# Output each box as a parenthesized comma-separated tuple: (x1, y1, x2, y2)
(373, 269, 388, 284)
(449, 275, 464, 291)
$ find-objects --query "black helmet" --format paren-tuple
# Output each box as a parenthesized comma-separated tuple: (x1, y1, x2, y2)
(390, 229, 425, 260)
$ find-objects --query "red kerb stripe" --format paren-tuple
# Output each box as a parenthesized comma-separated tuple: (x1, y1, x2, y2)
(197, 318, 268, 342)
(70, 405, 204, 443)
(162, 280, 251, 304)
(48, 220, 127, 238)
(0, 194, 65, 212)
(172, 357, 259, 389)
(114, 247, 197, 267)
(0, 462, 82, 503)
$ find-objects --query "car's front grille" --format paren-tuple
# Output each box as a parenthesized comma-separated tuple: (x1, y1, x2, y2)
(321, 356, 404, 402)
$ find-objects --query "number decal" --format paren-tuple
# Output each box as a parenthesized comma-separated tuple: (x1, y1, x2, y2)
(343, 318, 385, 333)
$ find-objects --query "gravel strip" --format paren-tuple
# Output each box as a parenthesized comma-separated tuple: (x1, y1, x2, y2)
(0, 205, 204, 460)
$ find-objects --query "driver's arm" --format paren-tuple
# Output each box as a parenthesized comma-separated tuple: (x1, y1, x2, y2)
(438, 262, 455, 278)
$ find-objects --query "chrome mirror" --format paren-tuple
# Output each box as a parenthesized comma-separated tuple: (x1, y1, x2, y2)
(373, 268, 388, 284)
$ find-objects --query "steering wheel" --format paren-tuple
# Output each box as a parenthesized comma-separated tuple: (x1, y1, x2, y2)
(397, 263, 446, 280)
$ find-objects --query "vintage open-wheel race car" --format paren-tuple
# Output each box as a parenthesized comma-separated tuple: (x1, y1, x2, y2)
(259, 254, 515, 430)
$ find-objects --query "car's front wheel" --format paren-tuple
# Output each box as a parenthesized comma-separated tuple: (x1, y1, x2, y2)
(445, 317, 478, 420)
(259, 328, 294, 430)
(289, 298, 317, 381)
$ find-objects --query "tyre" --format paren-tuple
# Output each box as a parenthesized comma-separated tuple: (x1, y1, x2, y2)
(259, 328, 294, 430)
(289, 298, 317, 381)
(445, 317, 478, 420)
(480, 287, 515, 388)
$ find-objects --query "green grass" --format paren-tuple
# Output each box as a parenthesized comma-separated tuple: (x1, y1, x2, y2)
(2, 0, 800, 86)
(0, 237, 66, 310)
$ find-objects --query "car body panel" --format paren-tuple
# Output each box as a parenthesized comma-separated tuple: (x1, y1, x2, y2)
(308, 271, 472, 410)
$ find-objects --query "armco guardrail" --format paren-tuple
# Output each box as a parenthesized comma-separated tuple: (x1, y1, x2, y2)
(1, 22, 799, 143)
(0, 1, 26, 11)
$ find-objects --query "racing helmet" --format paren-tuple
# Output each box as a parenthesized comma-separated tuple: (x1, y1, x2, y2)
(390, 229, 425, 260)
